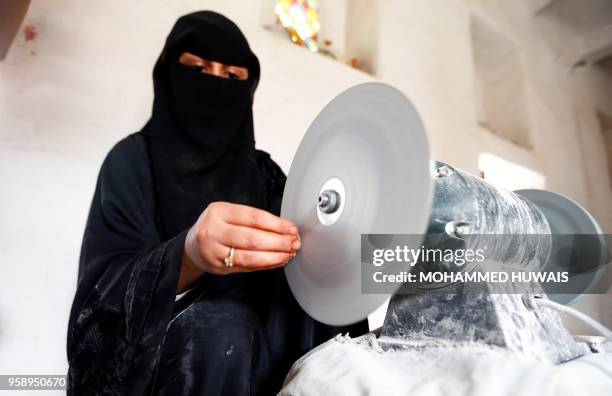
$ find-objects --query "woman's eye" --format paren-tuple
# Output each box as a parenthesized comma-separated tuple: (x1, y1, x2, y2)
(189, 64, 204, 71)
(226, 72, 239, 80)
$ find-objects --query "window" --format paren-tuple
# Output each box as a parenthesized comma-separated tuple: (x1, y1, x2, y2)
(263, 0, 378, 74)
(274, 0, 321, 52)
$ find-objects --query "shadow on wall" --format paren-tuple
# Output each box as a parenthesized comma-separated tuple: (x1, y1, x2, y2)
(0, 0, 32, 60)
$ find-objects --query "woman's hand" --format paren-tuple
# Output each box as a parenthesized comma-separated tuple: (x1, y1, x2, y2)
(178, 202, 300, 292)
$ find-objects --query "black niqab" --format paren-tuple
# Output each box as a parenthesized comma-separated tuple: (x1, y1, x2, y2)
(143, 11, 264, 237)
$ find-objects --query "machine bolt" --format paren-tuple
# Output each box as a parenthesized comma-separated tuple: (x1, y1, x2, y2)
(435, 164, 454, 178)
(445, 220, 472, 239)
(318, 190, 341, 214)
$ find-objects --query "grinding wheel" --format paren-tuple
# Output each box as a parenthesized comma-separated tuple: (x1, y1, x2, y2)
(515, 189, 608, 305)
(281, 83, 433, 325)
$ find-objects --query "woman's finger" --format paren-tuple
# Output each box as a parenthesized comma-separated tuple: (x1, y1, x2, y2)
(192, 234, 295, 275)
(195, 240, 234, 274)
(220, 203, 298, 235)
(217, 223, 299, 252)
(232, 249, 294, 271)
(203, 242, 292, 274)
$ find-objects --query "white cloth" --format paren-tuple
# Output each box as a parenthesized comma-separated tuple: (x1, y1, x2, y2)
(280, 334, 612, 396)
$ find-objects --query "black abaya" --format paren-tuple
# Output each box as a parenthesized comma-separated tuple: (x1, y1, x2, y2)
(66, 11, 368, 395)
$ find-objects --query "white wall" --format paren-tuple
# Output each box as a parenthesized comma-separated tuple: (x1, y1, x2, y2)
(0, 0, 611, 388)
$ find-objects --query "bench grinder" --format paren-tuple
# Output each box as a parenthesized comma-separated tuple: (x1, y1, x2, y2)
(281, 83, 610, 364)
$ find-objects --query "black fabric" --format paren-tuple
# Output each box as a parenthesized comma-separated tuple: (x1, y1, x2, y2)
(66, 11, 368, 396)
(143, 10, 263, 238)
(154, 297, 272, 395)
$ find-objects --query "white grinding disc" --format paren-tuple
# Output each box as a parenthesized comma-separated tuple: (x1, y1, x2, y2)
(282, 83, 433, 325)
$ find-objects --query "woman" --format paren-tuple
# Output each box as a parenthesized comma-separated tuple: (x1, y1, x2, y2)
(66, 10, 367, 395)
